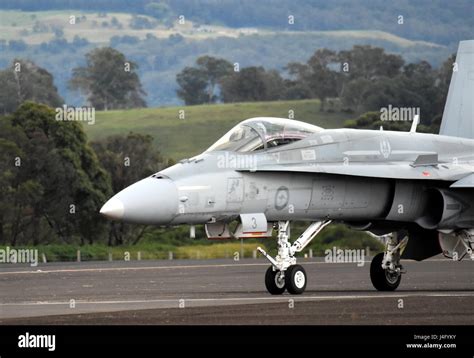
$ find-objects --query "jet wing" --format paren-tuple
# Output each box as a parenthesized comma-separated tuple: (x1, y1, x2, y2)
(237, 162, 473, 181)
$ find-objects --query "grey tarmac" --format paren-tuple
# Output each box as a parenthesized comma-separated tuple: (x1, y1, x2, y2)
(0, 257, 472, 324)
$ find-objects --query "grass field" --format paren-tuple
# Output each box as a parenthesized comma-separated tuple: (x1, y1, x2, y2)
(0, 242, 267, 262)
(86, 99, 356, 160)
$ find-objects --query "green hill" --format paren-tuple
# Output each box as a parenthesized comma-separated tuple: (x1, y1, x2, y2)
(86, 99, 355, 160)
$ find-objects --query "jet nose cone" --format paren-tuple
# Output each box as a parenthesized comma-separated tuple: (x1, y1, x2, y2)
(99, 197, 124, 219)
(100, 177, 178, 225)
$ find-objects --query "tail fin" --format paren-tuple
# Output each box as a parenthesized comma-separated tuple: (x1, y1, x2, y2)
(439, 40, 474, 139)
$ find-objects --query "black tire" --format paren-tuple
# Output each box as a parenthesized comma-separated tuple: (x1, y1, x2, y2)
(370, 252, 401, 291)
(265, 266, 286, 295)
(285, 265, 307, 295)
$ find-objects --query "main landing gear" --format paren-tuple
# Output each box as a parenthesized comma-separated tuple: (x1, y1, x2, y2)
(370, 232, 408, 291)
(258, 220, 331, 295)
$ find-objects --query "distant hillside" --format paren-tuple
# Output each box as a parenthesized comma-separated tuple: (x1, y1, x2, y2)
(1, 0, 469, 106)
(0, 9, 455, 107)
(85, 99, 355, 160)
(0, 0, 472, 46)
(0, 10, 447, 47)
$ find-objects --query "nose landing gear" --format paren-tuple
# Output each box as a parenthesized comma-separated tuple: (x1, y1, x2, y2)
(258, 220, 331, 295)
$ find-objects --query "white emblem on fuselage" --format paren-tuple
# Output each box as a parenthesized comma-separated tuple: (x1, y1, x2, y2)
(379, 138, 391, 159)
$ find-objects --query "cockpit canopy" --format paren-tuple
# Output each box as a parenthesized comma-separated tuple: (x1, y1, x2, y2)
(206, 117, 323, 153)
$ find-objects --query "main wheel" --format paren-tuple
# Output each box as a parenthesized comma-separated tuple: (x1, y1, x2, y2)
(265, 266, 286, 295)
(285, 265, 307, 295)
(370, 252, 401, 291)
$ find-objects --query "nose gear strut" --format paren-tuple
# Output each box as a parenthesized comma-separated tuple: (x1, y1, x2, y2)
(258, 220, 331, 295)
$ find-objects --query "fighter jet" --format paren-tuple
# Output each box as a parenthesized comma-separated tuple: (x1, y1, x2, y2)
(100, 40, 474, 295)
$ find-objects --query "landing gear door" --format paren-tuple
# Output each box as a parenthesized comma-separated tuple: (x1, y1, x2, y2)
(205, 222, 232, 240)
(234, 213, 273, 238)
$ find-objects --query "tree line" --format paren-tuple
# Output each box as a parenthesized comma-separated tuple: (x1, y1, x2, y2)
(0, 46, 166, 245)
(176, 46, 454, 128)
(1, 25, 452, 108)
(0, 102, 173, 247)
(0, 47, 146, 114)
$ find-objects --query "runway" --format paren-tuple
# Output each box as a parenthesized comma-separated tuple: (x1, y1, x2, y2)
(0, 257, 473, 324)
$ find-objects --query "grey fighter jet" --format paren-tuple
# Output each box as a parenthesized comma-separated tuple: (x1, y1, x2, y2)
(100, 40, 474, 295)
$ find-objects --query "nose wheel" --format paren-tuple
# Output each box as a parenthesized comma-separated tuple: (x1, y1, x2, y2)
(265, 266, 286, 295)
(285, 265, 307, 294)
(264, 264, 307, 295)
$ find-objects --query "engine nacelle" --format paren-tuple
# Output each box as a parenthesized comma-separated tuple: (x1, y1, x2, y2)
(414, 189, 458, 229)
(385, 183, 471, 230)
